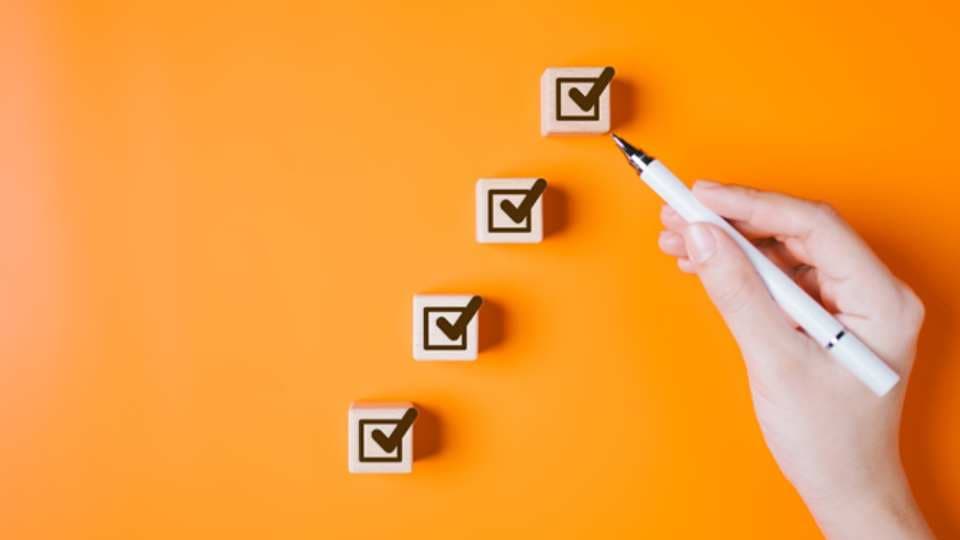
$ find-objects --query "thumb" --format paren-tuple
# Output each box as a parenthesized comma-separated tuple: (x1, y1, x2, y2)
(682, 223, 797, 355)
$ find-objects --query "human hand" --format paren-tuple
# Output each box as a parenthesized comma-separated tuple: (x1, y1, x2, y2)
(657, 181, 933, 539)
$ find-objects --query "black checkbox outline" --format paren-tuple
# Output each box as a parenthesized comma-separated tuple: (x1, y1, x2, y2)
(556, 77, 602, 121)
(358, 419, 404, 463)
(423, 307, 468, 350)
(487, 189, 533, 233)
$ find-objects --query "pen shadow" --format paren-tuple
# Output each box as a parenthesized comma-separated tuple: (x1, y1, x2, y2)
(413, 403, 443, 461)
(543, 183, 570, 238)
(867, 230, 960, 538)
(611, 78, 641, 131)
(479, 297, 506, 353)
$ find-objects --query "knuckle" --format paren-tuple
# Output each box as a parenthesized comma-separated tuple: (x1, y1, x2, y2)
(744, 337, 811, 390)
(710, 267, 755, 315)
(900, 285, 926, 330)
(812, 200, 840, 224)
(741, 186, 763, 208)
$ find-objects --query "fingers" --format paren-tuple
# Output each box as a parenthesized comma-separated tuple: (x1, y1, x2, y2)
(681, 223, 804, 359)
(662, 205, 802, 268)
(688, 181, 920, 370)
(690, 181, 888, 283)
(660, 226, 825, 310)
(658, 230, 685, 256)
(661, 206, 814, 292)
(689, 182, 904, 315)
(659, 231, 696, 273)
(660, 205, 686, 231)
(751, 238, 805, 273)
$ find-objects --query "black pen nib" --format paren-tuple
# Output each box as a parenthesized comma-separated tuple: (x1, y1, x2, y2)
(611, 133, 653, 169)
(611, 133, 639, 157)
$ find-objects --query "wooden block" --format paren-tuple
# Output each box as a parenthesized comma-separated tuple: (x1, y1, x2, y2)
(475, 178, 546, 244)
(540, 66, 614, 135)
(412, 294, 481, 361)
(348, 401, 416, 474)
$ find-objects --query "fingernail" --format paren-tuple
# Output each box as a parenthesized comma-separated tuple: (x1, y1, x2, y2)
(694, 180, 719, 189)
(686, 224, 716, 263)
(661, 205, 678, 219)
(658, 230, 681, 248)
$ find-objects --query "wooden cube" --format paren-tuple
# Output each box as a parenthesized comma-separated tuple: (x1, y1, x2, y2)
(540, 66, 614, 135)
(475, 178, 546, 244)
(412, 294, 482, 361)
(348, 402, 416, 474)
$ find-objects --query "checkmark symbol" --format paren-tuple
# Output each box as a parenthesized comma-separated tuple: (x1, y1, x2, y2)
(435, 295, 483, 341)
(499, 178, 547, 224)
(567, 66, 615, 112)
(370, 407, 418, 453)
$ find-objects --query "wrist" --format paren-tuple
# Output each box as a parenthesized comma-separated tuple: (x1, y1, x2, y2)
(803, 463, 932, 540)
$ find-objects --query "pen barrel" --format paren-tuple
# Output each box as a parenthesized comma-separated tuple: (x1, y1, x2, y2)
(829, 331, 900, 395)
(640, 160, 900, 396)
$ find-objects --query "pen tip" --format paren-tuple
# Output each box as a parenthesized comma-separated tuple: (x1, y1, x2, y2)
(610, 134, 653, 167)
(610, 133, 635, 155)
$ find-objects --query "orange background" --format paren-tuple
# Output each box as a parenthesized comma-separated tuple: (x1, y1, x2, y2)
(2, 1, 959, 538)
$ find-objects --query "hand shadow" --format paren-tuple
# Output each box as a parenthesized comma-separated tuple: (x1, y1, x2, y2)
(902, 291, 957, 538)
(866, 229, 959, 538)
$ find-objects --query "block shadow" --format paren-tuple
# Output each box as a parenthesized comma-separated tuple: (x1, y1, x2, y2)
(544, 183, 570, 238)
(413, 403, 444, 461)
(611, 78, 640, 131)
(479, 297, 506, 353)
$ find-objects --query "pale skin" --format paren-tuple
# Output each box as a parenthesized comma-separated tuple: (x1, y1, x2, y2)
(657, 181, 934, 539)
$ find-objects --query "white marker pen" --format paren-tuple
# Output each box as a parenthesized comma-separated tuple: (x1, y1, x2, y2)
(612, 134, 899, 396)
